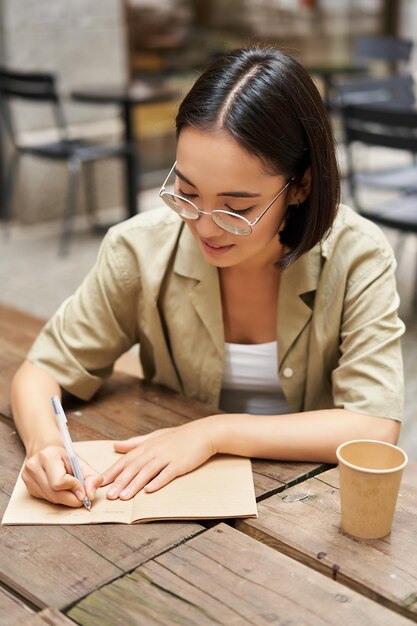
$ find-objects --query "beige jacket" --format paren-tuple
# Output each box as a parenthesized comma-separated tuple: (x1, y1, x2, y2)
(28, 204, 404, 420)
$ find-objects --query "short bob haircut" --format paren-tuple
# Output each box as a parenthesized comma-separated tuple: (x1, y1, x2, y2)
(175, 46, 340, 267)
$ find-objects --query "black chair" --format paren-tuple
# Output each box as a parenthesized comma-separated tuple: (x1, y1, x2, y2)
(341, 103, 417, 303)
(312, 35, 414, 108)
(331, 73, 416, 109)
(341, 103, 417, 230)
(0, 68, 133, 254)
(354, 35, 413, 72)
(325, 34, 414, 109)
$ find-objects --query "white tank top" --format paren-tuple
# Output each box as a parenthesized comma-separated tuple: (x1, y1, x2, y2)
(219, 341, 289, 415)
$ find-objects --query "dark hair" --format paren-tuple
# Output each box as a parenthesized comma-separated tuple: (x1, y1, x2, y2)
(176, 46, 340, 267)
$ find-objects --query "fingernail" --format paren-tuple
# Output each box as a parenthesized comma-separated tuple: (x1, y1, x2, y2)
(120, 488, 130, 498)
(107, 487, 118, 497)
(75, 489, 84, 500)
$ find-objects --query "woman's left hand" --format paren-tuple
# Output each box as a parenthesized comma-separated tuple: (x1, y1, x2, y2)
(101, 418, 218, 499)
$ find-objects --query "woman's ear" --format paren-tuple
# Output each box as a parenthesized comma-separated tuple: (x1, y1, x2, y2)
(289, 166, 312, 205)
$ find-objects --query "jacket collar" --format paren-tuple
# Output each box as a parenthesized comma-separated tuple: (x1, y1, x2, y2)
(174, 224, 323, 364)
(174, 225, 224, 356)
(278, 244, 323, 365)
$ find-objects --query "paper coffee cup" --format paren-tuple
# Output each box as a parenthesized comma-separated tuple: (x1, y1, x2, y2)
(336, 439, 408, 539)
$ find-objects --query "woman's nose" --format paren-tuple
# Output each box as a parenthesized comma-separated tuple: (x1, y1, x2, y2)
(195, 211, 224, 238)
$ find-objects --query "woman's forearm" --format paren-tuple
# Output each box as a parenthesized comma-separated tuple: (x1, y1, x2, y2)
(209, 409, 400, 463)
(11, 360, 64, 456)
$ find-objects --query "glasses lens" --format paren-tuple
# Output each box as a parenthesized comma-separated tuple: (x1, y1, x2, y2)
(161, 193, 199, 219)
(212, 211, 252, 236)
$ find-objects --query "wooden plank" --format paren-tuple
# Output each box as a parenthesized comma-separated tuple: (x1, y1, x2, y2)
(236, 467, 417, 623)
(252, 457, 333, 500)
(0, 420, 204, 609)
(0, 489, 122, 610)
(19, 608, 77, 625)
(68, 522, 413, 626)
(0, 585, 34, 626)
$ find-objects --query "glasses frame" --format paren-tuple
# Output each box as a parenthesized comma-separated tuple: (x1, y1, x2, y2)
(159, 161, 293, 236)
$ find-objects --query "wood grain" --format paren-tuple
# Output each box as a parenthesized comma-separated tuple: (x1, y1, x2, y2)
(0, 420, 204, 609)
(0, 585, 34, 626)
(18, 608, 78, 625)
(236, 467, 417, 622)
(68, 522, 413, 626)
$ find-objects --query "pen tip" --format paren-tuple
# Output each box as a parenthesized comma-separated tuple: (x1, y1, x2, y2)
(84, 498, 92, 511)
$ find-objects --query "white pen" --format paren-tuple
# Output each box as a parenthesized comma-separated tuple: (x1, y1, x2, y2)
(51, 395, 91, 511)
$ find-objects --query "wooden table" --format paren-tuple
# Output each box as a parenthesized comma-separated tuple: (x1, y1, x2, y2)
(1, 303, 415, 625)
(236, 467, 417, 623)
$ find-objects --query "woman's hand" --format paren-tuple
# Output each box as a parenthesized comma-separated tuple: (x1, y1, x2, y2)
(22, 445, 103, 507)
(101, 418, 218, 500)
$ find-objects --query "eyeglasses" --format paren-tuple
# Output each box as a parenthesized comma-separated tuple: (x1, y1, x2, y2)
(159, 162, 292, 236)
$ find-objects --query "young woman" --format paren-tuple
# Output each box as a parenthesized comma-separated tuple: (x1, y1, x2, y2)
(11, 47, 404, 507)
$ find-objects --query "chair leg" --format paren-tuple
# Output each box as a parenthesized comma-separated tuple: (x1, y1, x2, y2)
(60, 158, 81, 256)
(83, 161, 99, 226)
(1, 151, 20, 233)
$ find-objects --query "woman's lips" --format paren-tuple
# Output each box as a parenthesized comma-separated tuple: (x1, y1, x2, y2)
(201, 240, 235, 255)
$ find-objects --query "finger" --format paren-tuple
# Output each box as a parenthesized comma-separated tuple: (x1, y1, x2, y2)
(40, 453, 82, 495)
(113, 434, 154, 452)
(23, 451, 84, 507)
(119, 460, 169, 500)
(144, 464, 179, 493)
(106, 478, 131, 500)
(25, 466, 82, 507)
(84, 473, 104, 500)
(101, 456, 131, 486)
(106, 459, 152, 499)
(78, 458, 103, 500)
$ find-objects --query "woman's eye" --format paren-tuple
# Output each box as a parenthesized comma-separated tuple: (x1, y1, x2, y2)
(179, 188, 198, 199)
(226, 205, 255, 215)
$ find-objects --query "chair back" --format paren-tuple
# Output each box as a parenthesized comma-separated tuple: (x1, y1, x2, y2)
(0, 68, 68, 146)
(354, 35, 413, 66)
(341, 102, 417, 233)
(341, 103, 417, 154)
(333, 73, 416, 108)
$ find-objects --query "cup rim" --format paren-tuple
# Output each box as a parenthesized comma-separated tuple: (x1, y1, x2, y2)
(336, 439, 408, 474)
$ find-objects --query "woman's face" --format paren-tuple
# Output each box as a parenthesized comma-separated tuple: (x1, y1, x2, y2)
(175, 126, 294, 270)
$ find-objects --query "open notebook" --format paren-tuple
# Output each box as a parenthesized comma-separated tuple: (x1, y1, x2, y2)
(2, 440, 258, 525)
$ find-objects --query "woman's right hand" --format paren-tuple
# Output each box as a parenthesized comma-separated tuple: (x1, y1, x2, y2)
(22, 445, 103, 507)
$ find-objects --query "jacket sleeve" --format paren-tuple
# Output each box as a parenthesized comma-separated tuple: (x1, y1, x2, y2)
(331, 239, 404, 421)
(27, 228, 141, 400)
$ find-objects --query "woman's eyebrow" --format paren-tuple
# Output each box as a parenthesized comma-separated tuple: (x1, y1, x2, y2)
(174, 166, 261, 198)
(174, 167, 195, 187)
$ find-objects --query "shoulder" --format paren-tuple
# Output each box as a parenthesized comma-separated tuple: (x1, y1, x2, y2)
(321, 204, 395, 284)
(92, 208, 184, 292)
(100, 207, 183, 261)
(106, 207, 182, 247)
(323, 204, 393, 259)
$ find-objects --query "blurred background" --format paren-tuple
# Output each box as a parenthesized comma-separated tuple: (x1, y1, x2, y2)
(0, 0, 416, 457)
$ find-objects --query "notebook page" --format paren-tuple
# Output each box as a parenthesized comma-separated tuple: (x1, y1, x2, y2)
(131, 454, 258, 522)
